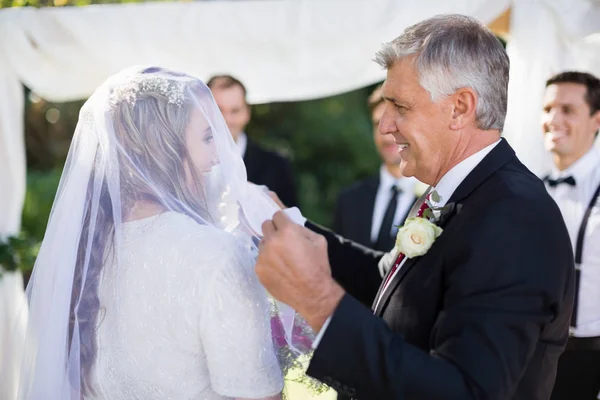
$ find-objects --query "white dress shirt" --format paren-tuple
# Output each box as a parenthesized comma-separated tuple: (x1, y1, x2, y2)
(545, 145, 600, 338)
(235, 132, 248, 158)
(370, 167, 418, 243)
(314, 139, 502, 347)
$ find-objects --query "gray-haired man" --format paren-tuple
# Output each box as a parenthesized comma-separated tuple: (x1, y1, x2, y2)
(256, 14, 574, 399)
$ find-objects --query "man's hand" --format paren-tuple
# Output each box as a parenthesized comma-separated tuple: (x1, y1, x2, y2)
(256, 211, 345, 332)
(268, 190, 286, 210)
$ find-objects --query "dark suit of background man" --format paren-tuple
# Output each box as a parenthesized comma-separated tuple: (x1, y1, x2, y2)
(207, 75, 298, 207)
(334, 84, 420, 252)
(255, 14, 575, 400)
(541, 71, 600, 400)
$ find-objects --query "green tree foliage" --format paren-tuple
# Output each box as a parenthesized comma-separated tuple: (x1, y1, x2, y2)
(248, 87, 380, 224)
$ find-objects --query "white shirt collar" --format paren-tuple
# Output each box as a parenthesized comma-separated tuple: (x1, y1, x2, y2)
(431, 139, 502, 207)
(379, 165, 418, 195)
(550, 145, 600, 183)
(236, 132, 248, 158)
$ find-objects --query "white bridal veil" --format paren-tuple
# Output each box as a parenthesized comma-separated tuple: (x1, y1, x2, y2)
(0, 66, 315, 399)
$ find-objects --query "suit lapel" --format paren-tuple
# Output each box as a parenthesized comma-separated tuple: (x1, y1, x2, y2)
(374, 256, 419, 315)
(373, 139, 517, 315)
(371, 188, 431, 312)
(374, 199, 460, 315)
(446, 138, 516, 204)
(405, 190, 428, 220)
(398, 195, 419, 226)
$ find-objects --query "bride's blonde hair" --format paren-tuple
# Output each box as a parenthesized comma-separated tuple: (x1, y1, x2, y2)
(69, 67, 210, 394)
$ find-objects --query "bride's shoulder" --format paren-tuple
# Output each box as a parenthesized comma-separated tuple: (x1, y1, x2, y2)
(155, 211, 247, 256)
(155, 211, 216, 233)
(153, 212, 255, 286)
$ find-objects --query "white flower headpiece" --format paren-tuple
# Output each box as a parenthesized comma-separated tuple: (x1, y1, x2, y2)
(110, 76, 187, 106)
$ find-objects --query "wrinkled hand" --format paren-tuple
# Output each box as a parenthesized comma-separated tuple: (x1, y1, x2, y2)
(256, 211, 344, 332)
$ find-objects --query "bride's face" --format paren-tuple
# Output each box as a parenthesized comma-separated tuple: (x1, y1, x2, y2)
(184, 110, 219, 177)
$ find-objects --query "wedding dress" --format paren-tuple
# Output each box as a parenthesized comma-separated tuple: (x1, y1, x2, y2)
(0, 66, 312, 399)
(89, 212, 283, 399)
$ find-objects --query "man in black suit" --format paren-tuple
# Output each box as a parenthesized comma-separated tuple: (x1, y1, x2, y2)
(207, 75, 298, 207)
(334, 84, 420, 251)
(256, 14, 575, 399)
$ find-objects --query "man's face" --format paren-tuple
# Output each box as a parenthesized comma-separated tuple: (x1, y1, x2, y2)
(542, 83, 599, 160)
(372, 102, 403, 166)
(378, 57, 457, 185)
(211, 84, 251, 142)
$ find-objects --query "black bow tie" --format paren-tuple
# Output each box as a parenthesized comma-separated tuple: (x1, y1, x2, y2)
(544, 175, 576, 187)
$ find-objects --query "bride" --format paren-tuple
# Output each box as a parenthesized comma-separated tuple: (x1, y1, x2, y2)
(1, 66, 309, 399)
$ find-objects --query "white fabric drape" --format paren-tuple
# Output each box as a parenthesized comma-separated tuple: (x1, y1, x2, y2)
(0, 272, 27, 400)
(0, 26, 27, 400)
(0, 35, 25, 237)
(0, 0, 509, 103)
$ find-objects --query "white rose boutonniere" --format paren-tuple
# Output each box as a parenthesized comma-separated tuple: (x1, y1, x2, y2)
(395, 217, 443, 258)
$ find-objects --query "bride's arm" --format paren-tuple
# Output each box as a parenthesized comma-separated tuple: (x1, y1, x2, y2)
(200, 233, 284, 399)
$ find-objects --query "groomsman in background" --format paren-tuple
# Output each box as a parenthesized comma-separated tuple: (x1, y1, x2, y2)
(207, 75, 298, 207)
(333, 84, 420, 252)
(542, 71, 600, 400)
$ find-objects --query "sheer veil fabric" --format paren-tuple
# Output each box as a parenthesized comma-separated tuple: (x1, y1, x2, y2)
(0, 66, 314, 399)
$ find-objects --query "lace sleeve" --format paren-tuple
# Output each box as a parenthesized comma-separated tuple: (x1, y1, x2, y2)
(199, 234, 284, 398)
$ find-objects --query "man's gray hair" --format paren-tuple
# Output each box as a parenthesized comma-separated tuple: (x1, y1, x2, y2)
(375, 14, 509, 131)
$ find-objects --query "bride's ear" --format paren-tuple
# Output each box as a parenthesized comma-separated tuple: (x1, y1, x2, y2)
(449, 88, 477, 131)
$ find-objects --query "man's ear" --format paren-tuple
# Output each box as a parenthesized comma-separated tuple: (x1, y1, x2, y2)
(449, 88, 477, 131)
(592, 109, 600, 134)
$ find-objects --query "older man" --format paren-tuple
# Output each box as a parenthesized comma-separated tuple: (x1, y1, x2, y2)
(257, 14, 574, 400)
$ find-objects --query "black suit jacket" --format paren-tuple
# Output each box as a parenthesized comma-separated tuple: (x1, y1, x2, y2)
(333, 175, 417, 250)
(243, 139, 298, 207)
(306, 139, 575, 400)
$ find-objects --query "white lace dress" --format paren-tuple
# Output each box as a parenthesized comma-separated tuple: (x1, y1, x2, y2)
(87, 212, 283, 399)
